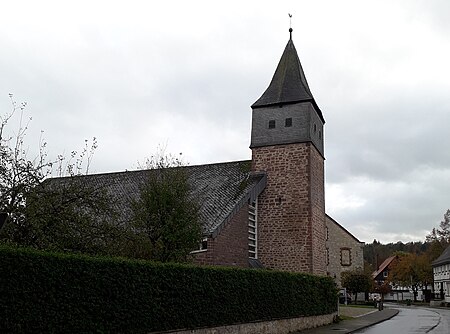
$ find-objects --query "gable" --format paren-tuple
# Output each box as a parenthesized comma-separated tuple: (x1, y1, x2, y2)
(325, 214, 363, 245)
(372, 256, 396, 279)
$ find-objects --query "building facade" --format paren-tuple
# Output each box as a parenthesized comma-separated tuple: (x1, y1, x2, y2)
(325, 215, 364, 286)
(432, 245, 450, 303)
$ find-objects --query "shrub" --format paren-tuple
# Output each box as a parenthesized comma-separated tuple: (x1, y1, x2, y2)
(0, 245, 337, 333)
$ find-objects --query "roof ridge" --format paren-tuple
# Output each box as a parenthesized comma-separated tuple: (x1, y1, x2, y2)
(372, 255, 397, 278)
(47, 159, 252, 180)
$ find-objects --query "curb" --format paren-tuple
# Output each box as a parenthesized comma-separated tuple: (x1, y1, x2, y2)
(352, 309, 378, 318)
(347, 309, 399, 334)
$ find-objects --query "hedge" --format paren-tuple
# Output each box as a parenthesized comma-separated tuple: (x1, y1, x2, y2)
(0, 245, 337, 333)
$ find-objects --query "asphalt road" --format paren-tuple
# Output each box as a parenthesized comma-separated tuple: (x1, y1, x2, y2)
(355, 304, 450, 334)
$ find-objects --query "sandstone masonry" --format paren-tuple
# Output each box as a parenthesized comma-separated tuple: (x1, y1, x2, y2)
(193, 205, 249, 267)
(252, 142, 326, 274)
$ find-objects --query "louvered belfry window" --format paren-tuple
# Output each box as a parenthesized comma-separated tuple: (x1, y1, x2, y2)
(248, 200, 258, 259)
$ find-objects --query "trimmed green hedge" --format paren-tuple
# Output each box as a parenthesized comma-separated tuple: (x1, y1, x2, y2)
(0, 245, 337, 333)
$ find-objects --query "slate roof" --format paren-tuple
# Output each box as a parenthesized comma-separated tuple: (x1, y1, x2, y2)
(432, 245, 450, 267)
(48, 160, 267, 237)
(252, 35, 325, 123)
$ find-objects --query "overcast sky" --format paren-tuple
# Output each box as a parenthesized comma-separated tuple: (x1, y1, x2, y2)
(1, 0, 449, 244)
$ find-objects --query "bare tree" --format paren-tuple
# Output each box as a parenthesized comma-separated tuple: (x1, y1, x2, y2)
(0, 94, 119, 255)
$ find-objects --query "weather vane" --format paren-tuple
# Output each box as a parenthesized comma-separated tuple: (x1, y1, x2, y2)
(288, 13, 293, 39)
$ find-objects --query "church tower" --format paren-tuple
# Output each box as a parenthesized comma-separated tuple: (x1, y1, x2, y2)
(251, 30, 326, 275)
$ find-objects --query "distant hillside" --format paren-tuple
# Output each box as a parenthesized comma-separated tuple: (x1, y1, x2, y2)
(363, 240, 430, 272)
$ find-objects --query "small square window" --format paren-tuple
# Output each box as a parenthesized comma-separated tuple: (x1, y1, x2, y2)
(268, 120, 276, 129)
(285, 118, 292, 127)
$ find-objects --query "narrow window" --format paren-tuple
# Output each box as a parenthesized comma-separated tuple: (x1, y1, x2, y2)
(314, 124, 317, 132)
(340, 248, 351, 266)
(285, 118, 292, 127)
(319, 130, 322, 139)
(268, 120, 276, 129)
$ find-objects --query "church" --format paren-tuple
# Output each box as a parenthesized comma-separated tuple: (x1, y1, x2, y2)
(192, 29, 364, 280)
(64, 30, 364, 283)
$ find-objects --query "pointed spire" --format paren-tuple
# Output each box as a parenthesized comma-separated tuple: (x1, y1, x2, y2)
(252, 32, 324, 123)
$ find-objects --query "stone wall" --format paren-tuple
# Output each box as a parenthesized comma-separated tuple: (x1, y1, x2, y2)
(167, 313, 336, 334)
(251, 142, 326, 274)
(193, 204, 249, 267)
(310, 144, 326, 275)
(326, 215, 364, 286)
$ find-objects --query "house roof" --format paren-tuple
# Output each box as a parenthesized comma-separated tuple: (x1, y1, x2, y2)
(432, 245, 450, 267)
(372, 255, 396, 279)
(48, 160, 267, 237)
(251, 34, 325, 123)
(325, 214, 364, 245)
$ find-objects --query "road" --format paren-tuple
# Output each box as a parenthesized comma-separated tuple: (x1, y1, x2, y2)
(355, 304, 450, 334)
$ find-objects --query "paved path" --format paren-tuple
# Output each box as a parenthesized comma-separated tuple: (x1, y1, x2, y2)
(354, 305, 450, 334)
(295, 308, 399, 334)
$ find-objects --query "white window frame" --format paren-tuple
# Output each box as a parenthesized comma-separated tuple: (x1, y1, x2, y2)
(190, 237, 208, 254)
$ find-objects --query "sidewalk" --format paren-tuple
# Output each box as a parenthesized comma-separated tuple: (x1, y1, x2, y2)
(295, 308, 399, 334)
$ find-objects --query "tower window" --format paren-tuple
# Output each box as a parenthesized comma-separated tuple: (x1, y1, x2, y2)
(285, 118, 292, 127)
(319, 130, 322, 139)
(268, 120, 276, 129)
(314, 124, 317, 132)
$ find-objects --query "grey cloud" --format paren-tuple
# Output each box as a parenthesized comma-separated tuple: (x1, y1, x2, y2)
(1, 0, 449, 244)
